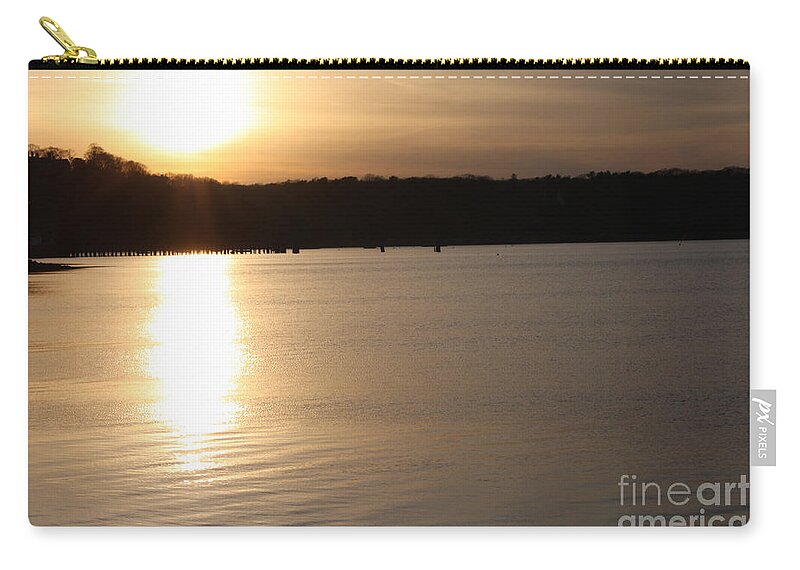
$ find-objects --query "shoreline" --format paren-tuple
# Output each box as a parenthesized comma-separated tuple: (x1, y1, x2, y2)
(28, 259, 88, 273)
(29, 237, 750, 262)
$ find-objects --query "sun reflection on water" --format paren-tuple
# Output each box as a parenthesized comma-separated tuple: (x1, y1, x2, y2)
(147, 255, 244, 471)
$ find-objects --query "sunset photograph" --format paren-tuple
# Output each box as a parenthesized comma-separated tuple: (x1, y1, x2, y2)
(28, 66, 749, 526)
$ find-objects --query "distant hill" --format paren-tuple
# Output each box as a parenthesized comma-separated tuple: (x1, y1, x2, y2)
(28, 145, 748, 257)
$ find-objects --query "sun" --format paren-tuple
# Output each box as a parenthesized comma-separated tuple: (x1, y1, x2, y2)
(114, 71, 256, 154)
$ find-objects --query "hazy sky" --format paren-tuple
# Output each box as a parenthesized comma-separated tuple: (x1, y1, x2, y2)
(28, 70, 749, 183)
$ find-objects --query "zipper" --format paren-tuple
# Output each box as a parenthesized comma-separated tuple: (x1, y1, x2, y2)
(38, 17, 99, 65)
(31, 16, 749, 70)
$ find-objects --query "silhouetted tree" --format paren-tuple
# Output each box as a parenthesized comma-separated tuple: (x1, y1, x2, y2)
(29, 144, 74, 161)
(28, 144, 749, 258)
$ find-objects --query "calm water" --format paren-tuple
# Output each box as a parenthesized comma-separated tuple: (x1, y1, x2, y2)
(29, 241, 749, 525)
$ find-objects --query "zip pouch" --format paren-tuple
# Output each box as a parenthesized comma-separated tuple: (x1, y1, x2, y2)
(28, 17, 750, 526)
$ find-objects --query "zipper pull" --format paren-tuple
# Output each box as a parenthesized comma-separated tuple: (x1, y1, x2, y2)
(39, 16, 98, 64)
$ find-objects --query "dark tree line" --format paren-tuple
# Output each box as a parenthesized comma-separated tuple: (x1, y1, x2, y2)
(28, 145, 749, 257)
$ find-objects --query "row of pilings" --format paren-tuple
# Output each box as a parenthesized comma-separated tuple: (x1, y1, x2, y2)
(67, 247, 300, 257)
(65, 245, 445, 258)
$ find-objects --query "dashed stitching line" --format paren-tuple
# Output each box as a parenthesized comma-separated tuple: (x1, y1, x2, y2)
(29, 74, 750, 80)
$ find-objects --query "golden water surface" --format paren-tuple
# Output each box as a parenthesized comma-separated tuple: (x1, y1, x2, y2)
(29, 242, 749, 525)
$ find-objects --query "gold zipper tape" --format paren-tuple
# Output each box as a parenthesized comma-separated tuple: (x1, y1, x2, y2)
(30, 57, 750, 70)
